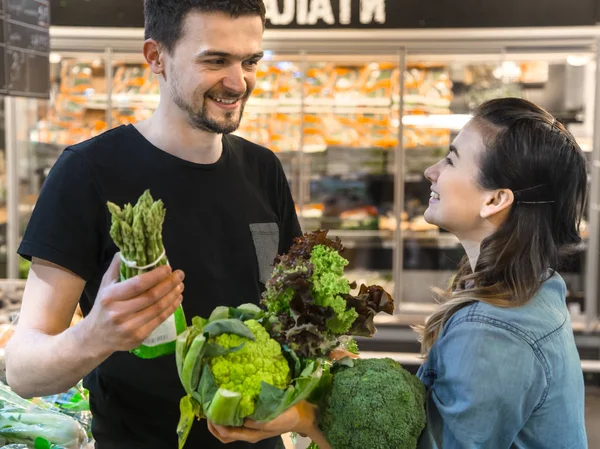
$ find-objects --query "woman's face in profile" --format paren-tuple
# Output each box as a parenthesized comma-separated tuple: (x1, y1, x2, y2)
(423, 122, 490, 238)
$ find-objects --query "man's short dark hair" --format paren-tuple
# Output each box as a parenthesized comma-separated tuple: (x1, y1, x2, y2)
(144, 0, 266, 53)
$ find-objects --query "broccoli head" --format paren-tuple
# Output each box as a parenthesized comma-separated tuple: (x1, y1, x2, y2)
(316, 358, 426, 449)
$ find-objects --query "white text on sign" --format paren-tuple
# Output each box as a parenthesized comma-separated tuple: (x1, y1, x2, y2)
(265, 0, 387, 26)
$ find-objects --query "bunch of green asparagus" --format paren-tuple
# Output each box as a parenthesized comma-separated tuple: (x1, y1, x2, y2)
(107, 189, 167, 280)
(107, 189, 187, 359)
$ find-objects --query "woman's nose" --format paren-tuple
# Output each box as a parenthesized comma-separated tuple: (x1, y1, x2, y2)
(424, 163, 438, 183)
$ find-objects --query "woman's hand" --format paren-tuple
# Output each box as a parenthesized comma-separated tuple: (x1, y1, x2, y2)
(328, 347, 359, 362)
(207, 400, 318, 444)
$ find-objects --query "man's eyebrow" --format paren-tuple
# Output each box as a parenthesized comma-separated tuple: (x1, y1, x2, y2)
(197, 50, 265, 59)
(448, 144, 460, 158)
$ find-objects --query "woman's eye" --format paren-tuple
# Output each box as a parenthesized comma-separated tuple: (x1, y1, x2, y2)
(444, 157, 454, 166)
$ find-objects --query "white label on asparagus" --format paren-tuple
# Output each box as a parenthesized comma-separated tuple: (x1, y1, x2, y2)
(143, 314, 178, 347)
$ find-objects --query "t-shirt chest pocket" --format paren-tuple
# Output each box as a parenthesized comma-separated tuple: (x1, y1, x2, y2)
(249, 223, 280, 284)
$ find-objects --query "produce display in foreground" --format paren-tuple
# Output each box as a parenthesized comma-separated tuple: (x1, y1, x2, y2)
(0, 382, 88, 449)
(176, 230, 427, 449)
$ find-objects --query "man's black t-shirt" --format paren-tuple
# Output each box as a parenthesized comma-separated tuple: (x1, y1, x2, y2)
(17, 125, 302, 449)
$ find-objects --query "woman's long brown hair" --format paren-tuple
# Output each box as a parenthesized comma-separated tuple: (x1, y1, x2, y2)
(415, 98, 588, 356)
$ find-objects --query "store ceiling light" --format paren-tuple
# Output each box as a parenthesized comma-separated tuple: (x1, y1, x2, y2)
(402, 114, 472, 131)
(493, 61, 521, 81)
(49, 53, 61, 64)
(567, 55, 591, 66)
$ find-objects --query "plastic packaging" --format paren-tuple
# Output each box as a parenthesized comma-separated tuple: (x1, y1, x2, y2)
(0, 382, 88, 449)
(38, 382, 92, 441)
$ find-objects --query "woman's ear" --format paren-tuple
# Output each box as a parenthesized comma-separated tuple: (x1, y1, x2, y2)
(480, 189, 514, 219)
(143, 39, 164, 75)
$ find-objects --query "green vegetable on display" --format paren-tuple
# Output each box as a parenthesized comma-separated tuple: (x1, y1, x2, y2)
(107, 189, 186, 359)
(0, 382, 87, 449)
(37, 382, 92, 441)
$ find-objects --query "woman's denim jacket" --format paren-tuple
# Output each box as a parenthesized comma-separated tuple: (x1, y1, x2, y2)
(417, 273, 587, 449)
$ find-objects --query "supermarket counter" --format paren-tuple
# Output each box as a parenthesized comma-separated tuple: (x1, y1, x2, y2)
(361, 310, 600, 384)
(0, 280, 596, 381)
(358, 350, 600, 374)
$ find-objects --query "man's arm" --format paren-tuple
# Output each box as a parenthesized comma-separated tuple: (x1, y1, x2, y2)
(6, 253, 185, 398)
(6, 257, 99, 397)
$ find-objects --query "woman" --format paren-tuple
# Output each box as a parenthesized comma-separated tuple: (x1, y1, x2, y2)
(208, 97, 589, 448)
(414, 97, 588, 448)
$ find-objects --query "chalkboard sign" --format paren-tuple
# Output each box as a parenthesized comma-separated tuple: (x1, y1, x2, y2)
(0, 0, 50, 98)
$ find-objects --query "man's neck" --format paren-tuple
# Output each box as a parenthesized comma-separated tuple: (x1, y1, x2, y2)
(134, 102, 223, 165)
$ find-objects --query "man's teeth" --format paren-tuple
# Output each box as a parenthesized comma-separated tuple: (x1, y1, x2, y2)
(430, 192, 440, 200)
(212, 97, 238, 105)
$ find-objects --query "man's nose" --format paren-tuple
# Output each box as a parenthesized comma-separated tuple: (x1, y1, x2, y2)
(222, 64, 247, 95)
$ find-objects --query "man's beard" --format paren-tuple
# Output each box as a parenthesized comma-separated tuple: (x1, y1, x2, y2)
(170, 77, 248, 134)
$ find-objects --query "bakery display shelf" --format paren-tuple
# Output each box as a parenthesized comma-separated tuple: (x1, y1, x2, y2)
(403, 232, 461, 249)
(341, 240, 396, 249)
(328, 229, 393, 240)
(89, 93, 395, 110)
(111, 97, 465, 131)
(326, 227, 589, 246)
(325, 229, 462, 248)
(404, 174, 427, 182)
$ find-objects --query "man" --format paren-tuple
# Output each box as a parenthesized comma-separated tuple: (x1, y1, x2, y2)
(5, 1, 301, 448)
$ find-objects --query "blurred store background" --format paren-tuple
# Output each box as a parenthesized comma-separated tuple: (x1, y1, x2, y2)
(0, 0, 598, 447)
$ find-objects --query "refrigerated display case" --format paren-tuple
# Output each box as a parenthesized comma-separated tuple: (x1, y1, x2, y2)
(2, 51, 108, 280)
(8, 26, 600, 344)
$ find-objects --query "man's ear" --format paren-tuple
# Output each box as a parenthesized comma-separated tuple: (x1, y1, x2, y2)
(480, 189, 514, 219)
(143, 39, 165, 75)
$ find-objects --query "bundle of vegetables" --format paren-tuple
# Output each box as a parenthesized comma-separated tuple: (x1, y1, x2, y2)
(175, 303, 323, 449)
(261, 229, 395, 359)
(175, 230, 408, 449)
(0, 383, 87, 449)
(307, 357, 427, 449)
(107, 190, 186, 359)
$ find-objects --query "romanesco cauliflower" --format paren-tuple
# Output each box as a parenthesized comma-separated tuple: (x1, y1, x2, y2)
(208, 320, 291, 417)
